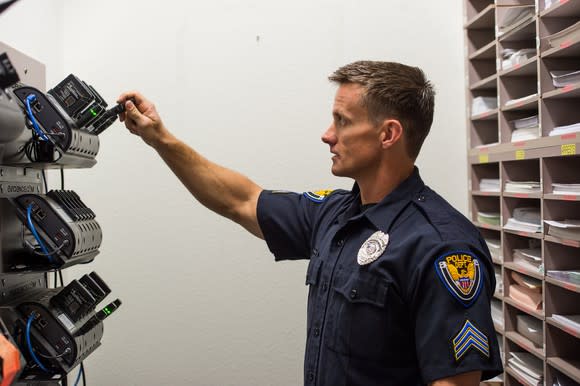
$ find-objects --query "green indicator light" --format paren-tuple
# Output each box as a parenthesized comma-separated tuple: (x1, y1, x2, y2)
(103, 307, 111, 315)
(90, 109, 97, 117)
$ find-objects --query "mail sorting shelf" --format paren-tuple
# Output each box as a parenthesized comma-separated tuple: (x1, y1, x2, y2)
(465, 0, 580, 385)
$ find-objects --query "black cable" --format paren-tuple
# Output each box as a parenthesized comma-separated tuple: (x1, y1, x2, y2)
(37, 347, 71, 359)
(53, 271, 58, 288)
(60, 167, 64, 190)
(58, 270, 64, 287)
(81, 362, 86, 385)
(41, 170, 48, 193)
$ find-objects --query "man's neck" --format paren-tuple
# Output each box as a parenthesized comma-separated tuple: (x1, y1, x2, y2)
(358, 162, 415, 205)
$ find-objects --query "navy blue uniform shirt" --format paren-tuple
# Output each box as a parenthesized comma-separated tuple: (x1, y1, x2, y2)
(257, 168, 503, 385)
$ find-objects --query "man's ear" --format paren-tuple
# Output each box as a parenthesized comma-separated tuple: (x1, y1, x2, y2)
(379, 119, 404, 149)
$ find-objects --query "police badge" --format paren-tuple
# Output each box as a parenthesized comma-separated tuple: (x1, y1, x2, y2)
(357, 231, 389, 265)
(435, 251, 483, 307)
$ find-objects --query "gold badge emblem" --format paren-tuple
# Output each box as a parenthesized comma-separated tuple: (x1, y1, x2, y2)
(357, 231, 389, 265)
(435, 252, 482, 307)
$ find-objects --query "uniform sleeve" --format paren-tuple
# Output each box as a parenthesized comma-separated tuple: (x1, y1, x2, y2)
(257, 190, 320, 261)
(408, 241, 503, 383)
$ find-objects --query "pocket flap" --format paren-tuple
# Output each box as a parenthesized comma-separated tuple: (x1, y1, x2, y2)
(305, 258, 323, 286)
(333, 271, 388, 307)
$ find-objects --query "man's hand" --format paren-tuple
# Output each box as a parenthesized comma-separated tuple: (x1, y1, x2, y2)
(117, 91, 172, 148)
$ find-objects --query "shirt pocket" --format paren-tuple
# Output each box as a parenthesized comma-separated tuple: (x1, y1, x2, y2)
(326, 269, 389, 361)
(305, 256, 323, 334)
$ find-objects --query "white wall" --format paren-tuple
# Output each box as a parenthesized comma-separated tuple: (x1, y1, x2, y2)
(1, 1, 467, 385)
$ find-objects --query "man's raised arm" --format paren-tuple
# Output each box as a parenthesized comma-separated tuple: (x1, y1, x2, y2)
(117, 91, 264, 239)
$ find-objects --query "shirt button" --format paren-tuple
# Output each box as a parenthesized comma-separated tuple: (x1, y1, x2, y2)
(350, 289, 358, 299)
(337, 239, 344, 247)
(321, 281, 328, 291)
(308, 372, 315, 382)
(313, 327, 320, 337)
(417, 194, 426, 202)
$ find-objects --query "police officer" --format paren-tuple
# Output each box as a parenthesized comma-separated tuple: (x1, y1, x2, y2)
(118, 61, 503, 385)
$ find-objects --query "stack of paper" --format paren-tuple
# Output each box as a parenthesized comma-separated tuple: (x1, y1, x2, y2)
(544, 219, 580, 241)
(509, 271, 542, 310)
(516, 314, 543, 346)
(491, 299, 504, 329)
(472, 96, 498, 116)
(480, 178, 500, 192)
(501, 48, 536, 70)
(547, 270, 580, 285)
(498, 6, 535, 37)
(552, 183, 580, 195)
(505, 93, 538, 107)
(550, 70, 580, 88)
(547, 21, 580, 49)
(552, 372, 578, 386)
(508, 352, 543, 385)
(513, 248, 542, 273)
(549, 122, 580, 136)
(477, 211, 500, 226)
(494, 265, 503, 297)
(510, 114, 539, 141)
(504, 207, 542, 233)
(551, 314, 580, 335)
(485, 238, 502, 262)
(505, 181, 541, 194)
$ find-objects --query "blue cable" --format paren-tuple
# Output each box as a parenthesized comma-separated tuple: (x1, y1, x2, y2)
(25, 94, 49, 141)
(74, 363, 84, 386)
(27, 204, 54, 263)
(25, 314, 50, 372)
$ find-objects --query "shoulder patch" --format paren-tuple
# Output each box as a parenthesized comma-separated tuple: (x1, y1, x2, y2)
(303, 190, 334, 203)
(451, 320, 490, 362)
(434, 251, 483, 307)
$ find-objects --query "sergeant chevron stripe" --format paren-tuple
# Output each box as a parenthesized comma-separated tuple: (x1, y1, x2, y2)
(452, 320, 490, 361)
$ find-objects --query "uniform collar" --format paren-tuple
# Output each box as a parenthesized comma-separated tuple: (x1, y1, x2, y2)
(339, 166, 425, 231)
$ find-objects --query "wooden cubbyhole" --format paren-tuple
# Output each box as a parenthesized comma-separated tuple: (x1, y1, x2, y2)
(472, 195, 502, 228)
(502, 159, 541, 196)
(545, 281, 580, 318)
(469, 58, 498, 88)
(472, 162, 501, 192)
(543, 199, 580, 244)
(502, 196, 542, 235)
(471, 119, 500, 148)
(465, 0, 495, 25)
(498, 35, 537, 75)
(546, 324, 580, 384)
(481, 227, 502, 263)
(539, 56, 580, 96)
(503, 263, 544, 317)
(492, 297, 506, 333)
(545, 365, 579, 386)
(542, 155, 580, 199)
(499, 74, 538, 109)
(544, 239, 580, 293)
(504, 302, 545, 359)
(467, 28, 496, 57)
(499, 109, 540, 143)
(540, 98, 580, 137)
(540, 0, 580, 18)
(502, 232, 542, 277)
(538, 12, 580, 54)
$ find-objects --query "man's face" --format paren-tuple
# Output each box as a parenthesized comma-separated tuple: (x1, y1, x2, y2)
(321, 83, 382, 179)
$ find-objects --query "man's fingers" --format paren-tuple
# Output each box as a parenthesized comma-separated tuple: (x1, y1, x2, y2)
(124, 100, 147, 127)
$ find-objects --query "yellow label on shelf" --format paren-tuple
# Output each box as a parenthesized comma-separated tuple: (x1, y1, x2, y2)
(515, 150, 525, 160)
(561, 144, 576, 156)
(478, 154, 489, 164)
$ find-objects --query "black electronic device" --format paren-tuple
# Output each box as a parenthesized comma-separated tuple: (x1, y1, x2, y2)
(1, 272, 122, 375)
(0, 52, 20, 89)
(12, 191, 102, 268)
(48, 74, 120, 135)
